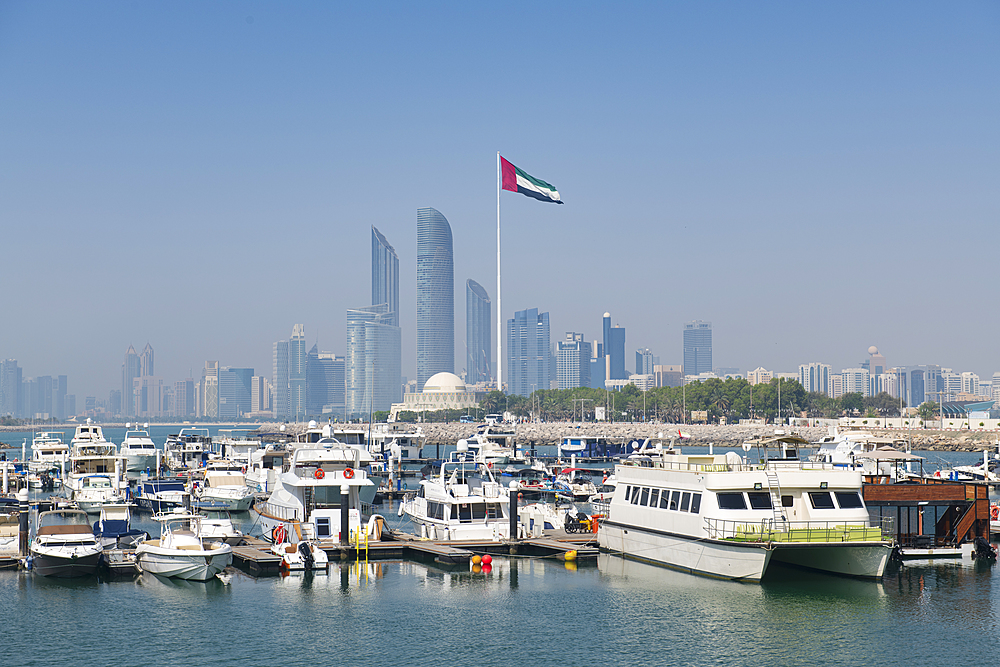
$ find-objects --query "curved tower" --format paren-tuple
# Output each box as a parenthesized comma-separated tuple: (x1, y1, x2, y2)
(417, 207, 454, 389)
(466, 279, 491, 385)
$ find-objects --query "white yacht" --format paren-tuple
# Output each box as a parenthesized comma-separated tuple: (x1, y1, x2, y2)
(213, 430, 262, 467)
(30, 509, 103, 577)
(251, 438, 378, 544)
(164, 428, 213, 471)
(369, 423, 425, 462)
(468, 423, 521, 463)
(598, 435, 893, 582)
(245, 444, 290, 494)
(399, 440, 512, 541)
(196, 460, 255, 511)
(66, 423, 127, 511)
(135, 513, 233, 581)
(120, 428, 158, 476)
(29, 431, 69, 475)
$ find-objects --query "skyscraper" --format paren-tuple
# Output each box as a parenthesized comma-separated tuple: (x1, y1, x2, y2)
(466, 279, 491, 385)
(799, 362, 832, 396)
(201, 361, 219, 418)
(347, 304, 401, 417)
(558, 332, 591, 389)
(683, 321, 712, 376)
(272, 339, 290, 419)
(372, 226, 400, 327)
(507, 308, 550, 397)
(635, 349, 657, 375)
(602, 313, 626, 380)
(122, 345, 140, 418)
(289, 324, 307, 421)
(219, 367, 254, 418)
(0, 360, 21, 417)
(140, 343, 154, 377)
(416, 207, 454, 389)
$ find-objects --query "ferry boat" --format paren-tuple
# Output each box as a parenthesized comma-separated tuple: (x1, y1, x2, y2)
(399, 439, 512, 541)
(598, 434, 893, 581)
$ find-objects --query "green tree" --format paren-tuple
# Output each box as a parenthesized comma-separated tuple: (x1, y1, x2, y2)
(918, 401, 938, 421)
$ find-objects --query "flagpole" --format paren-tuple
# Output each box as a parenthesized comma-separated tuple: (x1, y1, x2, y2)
(496, 151, 503, 393)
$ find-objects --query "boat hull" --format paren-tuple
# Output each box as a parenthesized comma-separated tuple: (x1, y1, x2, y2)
(124, 454, 158, 475)
(769, 542, 890, 578)
(30, 549, 102, 578)
(135, 542, 232, 581)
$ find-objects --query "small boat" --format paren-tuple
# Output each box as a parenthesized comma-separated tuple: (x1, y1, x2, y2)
(120, 428, 158, 477)
(134, 478, 190, 514)
(135, 513, 233, 581)
(73, 475, 125, 514)
(92, 504, 148, 550)
(552, 468, 598, 502)
(194, 508, 244, 546)
(30, 509, 103, 577)
(195, 461, 255, 511)
(268, 528, 329, 571)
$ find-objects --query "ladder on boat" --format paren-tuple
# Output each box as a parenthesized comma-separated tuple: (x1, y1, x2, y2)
(764, 469, 786, 532)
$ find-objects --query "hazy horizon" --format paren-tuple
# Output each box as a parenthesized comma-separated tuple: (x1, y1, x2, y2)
(2, 2, 997, 399)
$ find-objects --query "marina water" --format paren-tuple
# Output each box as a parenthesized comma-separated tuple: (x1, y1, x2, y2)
(3, 425, 998, 665)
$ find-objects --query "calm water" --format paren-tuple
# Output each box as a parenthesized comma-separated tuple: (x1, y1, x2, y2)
(2, 554, 998, 667)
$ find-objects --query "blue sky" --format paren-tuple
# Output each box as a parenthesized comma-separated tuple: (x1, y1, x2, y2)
(1, 2, 997, 398)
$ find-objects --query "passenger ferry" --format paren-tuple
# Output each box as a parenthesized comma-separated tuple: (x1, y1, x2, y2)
(598, 434, 892, 581)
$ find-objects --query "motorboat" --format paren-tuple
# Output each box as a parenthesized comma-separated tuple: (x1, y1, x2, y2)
(92, 504, 148, 549)
(194, 508, 244, 546)
(30, 509, 103, 577)
(552, 468, 599, 502)
(588, 474, 618, 509)
(518, 501, 575, 534)
(399, 439, 512, 541)
(809, 427, 912, 475)
(164, 428, 213, 471)
(195, 460, 255, 511)
(369, 422, 425, 462)
(29, 431, 69, 477)
(268, 530, 329, 571)
(251, 438, 380, 544)
(598, 434, 893, 582)
(65, 423, 127, 510)
(135, 513, 233, 581)
(558, 434, 628, 459)
(212, 430, 263, 467)
(468, 423, 521, 463)
(120, 428, 158, 477)
(134, 478, 190, 513)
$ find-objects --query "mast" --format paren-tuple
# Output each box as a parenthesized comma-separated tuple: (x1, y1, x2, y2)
(496, 151, 502, 393)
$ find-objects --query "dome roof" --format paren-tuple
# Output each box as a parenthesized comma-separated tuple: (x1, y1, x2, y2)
(422, 372, 467, 394)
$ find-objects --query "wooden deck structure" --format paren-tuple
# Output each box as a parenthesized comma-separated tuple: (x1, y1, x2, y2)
(863, 476, 990, 551)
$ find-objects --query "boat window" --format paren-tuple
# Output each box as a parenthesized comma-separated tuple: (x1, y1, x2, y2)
(471, 503, 487, 520)
(630, 487, 641, 505)
(312, 486, 342, 508)
(659, 491, 671, 509)
(418, 486, 425, 498)
(781, 495, 793, 507)
(717, 493, 747, 510)
(747, 492, 772, 510)
(670, 491, 680, 511)
(624, 486, 632, 501)
(808, 492, 835, 509)
(680, 492, 691, 512)
(649, 489, 660, 507)
(690, 493, 702, 514)
(835, 492, 864, 509)
(640, 487, 649, 506)
(316, 517, 331, 538)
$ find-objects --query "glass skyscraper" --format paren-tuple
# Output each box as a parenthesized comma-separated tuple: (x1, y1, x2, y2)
(347, 304, 401, 418)
(122, 345, 140, 418)
(416, 207, 454, 390)
(683, 320, 712, 376)
(466, 279, 491, 385)
(372, 226, 399, 327)
(506, 308, 550, 397)
(289, 324, 307, 421)
(272, 340, 289, 419)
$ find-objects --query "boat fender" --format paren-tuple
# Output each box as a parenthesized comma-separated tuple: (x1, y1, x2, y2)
(314, 468, 325, 480)
(343, 468, 355, 479)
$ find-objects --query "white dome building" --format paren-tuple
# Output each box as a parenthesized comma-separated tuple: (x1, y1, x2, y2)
(389, 372, 484, 421)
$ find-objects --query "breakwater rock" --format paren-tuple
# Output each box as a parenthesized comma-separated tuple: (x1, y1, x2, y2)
(253, 421, 1000, 452)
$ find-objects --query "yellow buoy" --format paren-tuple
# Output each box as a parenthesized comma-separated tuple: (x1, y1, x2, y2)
(472, 554, 482, 565)
(564, 550, 578, 562)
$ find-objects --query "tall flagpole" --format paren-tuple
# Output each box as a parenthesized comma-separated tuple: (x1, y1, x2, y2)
(496, 151, 503, 393)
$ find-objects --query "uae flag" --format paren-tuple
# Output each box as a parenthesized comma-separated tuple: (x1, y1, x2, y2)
(501, 156, 563, 204)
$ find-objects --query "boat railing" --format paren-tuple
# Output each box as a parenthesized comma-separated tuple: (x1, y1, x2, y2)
(254, 500, 299, 522)
(624, 458, 841, 474)
(704, 516, 894, 544)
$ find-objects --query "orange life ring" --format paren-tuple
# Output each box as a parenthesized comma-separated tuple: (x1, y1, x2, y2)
(343, 468, 355, 479)
(314, 468, 325, 480)
(272, 525, 287, 544)
(991, 505, 999, 521)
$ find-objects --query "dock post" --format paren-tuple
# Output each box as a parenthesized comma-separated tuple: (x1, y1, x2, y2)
(18, 488, 28, 558)
(341, 484, 350, 545)
(509, 490, 519, 539)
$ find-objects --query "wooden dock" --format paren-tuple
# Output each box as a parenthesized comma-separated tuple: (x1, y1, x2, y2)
(232, 537, 284, 574)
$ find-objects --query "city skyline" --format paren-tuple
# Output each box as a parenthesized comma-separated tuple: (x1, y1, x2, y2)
(2, 3, 997, 398)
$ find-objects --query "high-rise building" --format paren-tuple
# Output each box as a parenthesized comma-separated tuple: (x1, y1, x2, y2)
(174, 379, 195, 418)
(602, 313, 626, 380)
(466, 279, 492, 385)
(506, 308, 550, 397)
(306, 346, 347, 417)
(201, 361, 219, 418)
(140, 343, 154, 377)
(841, 368, 870, 396)
(0, 359, 22, 417)
(799, 363, 832, 396)
(416, 207, 454, 389)
(867, 346, 886, 396)
(635, 349, 657, 375)
(134, 375, 163, 418)
(683, 321, 712, 376)
(219, 367, 254, 418)
(557, 332, 591, 389)
(122, 345, 140, 417)
(910, 369, 925, 406)
(347, 304, 402, 418)
(55, 375, 68, 420)
(372, 226, 400, 327)
(289, 324, 307, 421)
(250, 375, 272, 415)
